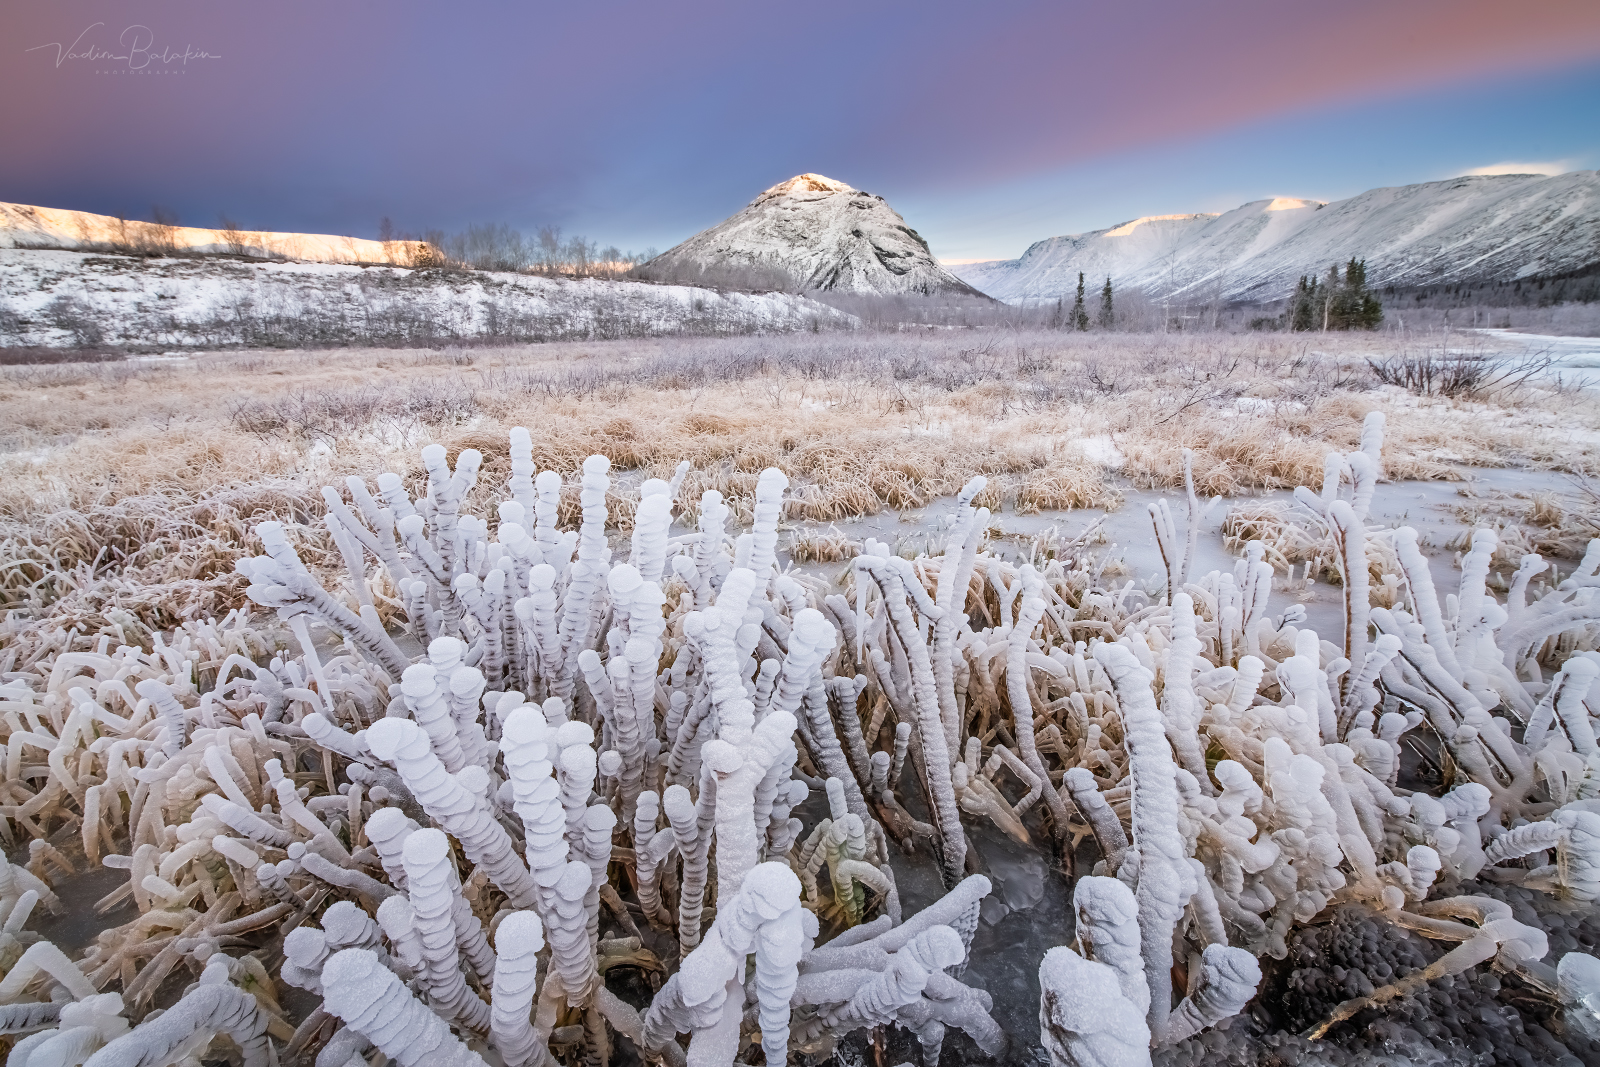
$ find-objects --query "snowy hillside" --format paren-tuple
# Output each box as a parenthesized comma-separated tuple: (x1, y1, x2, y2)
(0, 201, 421, 266)
(636, 174, 987, 298)
(0, 248, 853, 349)
(955, 172, 1600, 305)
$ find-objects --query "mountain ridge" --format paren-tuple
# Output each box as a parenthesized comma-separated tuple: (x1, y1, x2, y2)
(0, 200, 422, 265)
(953, 172, 1600, 306)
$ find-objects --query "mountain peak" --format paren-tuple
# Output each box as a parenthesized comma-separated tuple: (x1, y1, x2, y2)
(1263, 197, 1323, 212)
(759, 173, 856, 200)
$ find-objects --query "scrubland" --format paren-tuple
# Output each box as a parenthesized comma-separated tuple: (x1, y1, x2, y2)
(2, 328, 1595, 649)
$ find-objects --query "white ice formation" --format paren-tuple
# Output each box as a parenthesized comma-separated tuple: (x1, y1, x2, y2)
(2, 415, 1598, 1066)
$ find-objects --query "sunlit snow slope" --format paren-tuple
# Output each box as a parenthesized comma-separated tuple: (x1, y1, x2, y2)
(0, 201, 421, 266)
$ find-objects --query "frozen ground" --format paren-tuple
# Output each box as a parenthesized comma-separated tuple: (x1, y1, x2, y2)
(785, 467, 1588, 639)
(1477, 328, 1600, 388)
(780, 467, 1596, 1060)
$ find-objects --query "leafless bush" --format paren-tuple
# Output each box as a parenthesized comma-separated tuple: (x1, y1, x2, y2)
(787, 526, 862, 563)
(1367, 345, 1557, 398)
(44, 296, 105, 348)
(228, 380, 480, 438)
(0, 299, 22, 345)
(216, 215, 251, 256)
(0, 346, 123, 365)
(147, 206, 180, 255)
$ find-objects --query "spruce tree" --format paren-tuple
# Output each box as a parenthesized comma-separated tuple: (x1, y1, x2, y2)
(1071, 272, 1090, 330)
(1098, 276, 1114, 328)
(1289, 275, 1317, 331)
(1344, 258, 1383, 329)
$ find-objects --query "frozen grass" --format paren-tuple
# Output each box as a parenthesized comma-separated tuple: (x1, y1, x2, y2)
(2, 329, 1596, 648)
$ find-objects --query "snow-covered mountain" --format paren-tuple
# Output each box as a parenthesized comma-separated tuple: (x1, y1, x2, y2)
(0, 249, 853, 349)
(636, 174, 987, 298)
(954, 172, 1600, 305)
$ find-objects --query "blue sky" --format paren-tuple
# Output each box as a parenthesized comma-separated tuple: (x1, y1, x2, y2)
(4, 0, 1598, 261)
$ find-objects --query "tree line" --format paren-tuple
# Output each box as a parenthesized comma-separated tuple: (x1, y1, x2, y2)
(1253, 258, 1383, 331)
(380, 218, 656, 279)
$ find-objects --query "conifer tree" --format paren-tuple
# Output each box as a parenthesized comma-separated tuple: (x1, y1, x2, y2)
(1098, 276, 1114, 328)
(1322, 264, 1341, 330)
(1341, 258, 1383, 329)
(1289, 275, 1317, 331)
(1071, 272, 1090, 330)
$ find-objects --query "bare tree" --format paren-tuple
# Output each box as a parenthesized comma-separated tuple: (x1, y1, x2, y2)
(73, 213, 97, 250)
(368, 220, 649, 278)
(567, 236, 593, 276)
(378, 216, 399, 264)
(218, 215, 250, 256)
(149, 206, 181, 254)
(537, 225, 563, 275)
(113, 215, 130, 253)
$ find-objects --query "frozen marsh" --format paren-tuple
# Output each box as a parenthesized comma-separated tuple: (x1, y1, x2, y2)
(0, 329, 1599, 1067)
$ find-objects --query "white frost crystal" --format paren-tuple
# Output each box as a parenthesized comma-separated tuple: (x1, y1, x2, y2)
(400, 828, 491, 1032)
(368, 717, 539, 907)
(490, 911, 550, 1067)
(322, 948, 489, 1067)
(1040, 947, 1151, 1067)
(84, 963, 271, 1067)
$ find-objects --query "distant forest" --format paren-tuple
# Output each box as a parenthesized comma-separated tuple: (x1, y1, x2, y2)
(1246, 256, 1600, 333)
(1378, 261, 1600, 309)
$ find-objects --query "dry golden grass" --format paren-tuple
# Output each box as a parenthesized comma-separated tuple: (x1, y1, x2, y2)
(1014, 465, 1119, 513)
(1442, 477, 1600, 564)
(2, 329, 1594, 643)
(787, 527, 863, 564)
(1219, 501, 1327, 572)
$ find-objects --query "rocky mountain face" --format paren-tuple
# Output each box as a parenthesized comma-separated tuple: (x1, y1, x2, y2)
(635, 174, 987, 297)
(954, 171, 1600, 305)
